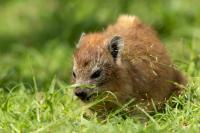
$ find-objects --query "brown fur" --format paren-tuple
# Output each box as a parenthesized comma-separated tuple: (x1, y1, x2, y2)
(72, 15, 187, 116)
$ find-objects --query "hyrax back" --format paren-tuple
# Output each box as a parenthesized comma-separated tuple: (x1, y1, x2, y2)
(72, 15, 186, 114)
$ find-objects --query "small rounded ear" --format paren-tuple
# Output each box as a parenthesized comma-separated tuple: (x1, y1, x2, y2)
(76, 32, 86, 48)
(107, 35, 124, 62)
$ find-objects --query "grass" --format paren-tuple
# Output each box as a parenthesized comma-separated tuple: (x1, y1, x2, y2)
(0, 0, 200, 132)
(0, 40, 200, 133)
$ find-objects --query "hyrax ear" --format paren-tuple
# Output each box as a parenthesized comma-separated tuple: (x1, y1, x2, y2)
(76, 32, 86, 48)
(107, 35, 124, 61)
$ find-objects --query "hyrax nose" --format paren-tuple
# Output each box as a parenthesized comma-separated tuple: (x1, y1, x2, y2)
(74, 88, 88, 100)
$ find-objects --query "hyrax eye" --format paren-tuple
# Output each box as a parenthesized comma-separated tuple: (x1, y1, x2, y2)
(91, 69, 102, 79)
(72, 71, 76, 78)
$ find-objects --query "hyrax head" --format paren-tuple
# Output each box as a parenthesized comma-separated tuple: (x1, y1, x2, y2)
(72, 33, 124, 102)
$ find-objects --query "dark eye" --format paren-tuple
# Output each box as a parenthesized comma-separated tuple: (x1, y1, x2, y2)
(72, 71, 76, 78)
(91, 69, 102, 79)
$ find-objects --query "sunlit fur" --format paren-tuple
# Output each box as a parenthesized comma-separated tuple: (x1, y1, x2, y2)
(72, 15, 187, 116)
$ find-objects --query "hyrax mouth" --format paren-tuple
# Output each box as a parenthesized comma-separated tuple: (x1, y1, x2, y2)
(82, 92, 98, 102)
(72, 84, 98, 102)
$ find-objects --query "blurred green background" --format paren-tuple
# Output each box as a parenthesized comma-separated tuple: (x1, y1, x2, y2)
(0, 0, 200, 90)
